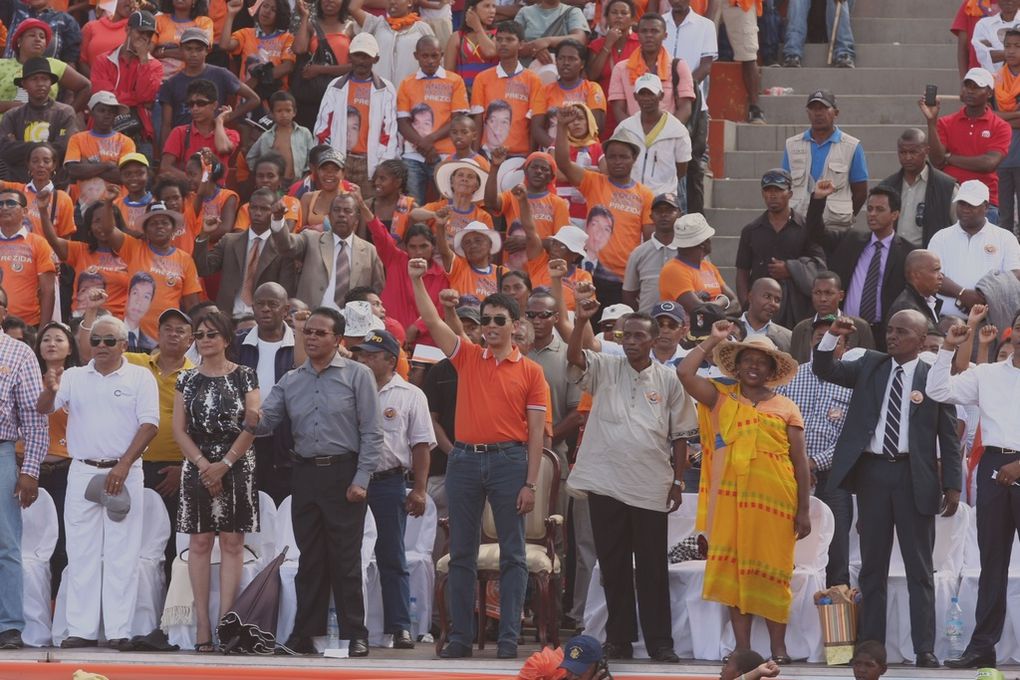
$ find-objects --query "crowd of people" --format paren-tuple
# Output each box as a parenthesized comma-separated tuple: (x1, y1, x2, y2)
(0, 0, 1020, 673)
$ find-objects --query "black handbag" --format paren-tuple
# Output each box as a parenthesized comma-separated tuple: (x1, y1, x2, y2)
(292, 19, 339, 126)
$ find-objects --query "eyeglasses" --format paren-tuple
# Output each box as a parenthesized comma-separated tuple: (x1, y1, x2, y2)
(186, 99, 213, 108)
(480, 315, 510, 326)
(304, 328, 334, 337)
(192, 330, 221, 340)
(525, 311, 556, 320)
(89, 336, 119, 347)
(0, 199, 22, 208)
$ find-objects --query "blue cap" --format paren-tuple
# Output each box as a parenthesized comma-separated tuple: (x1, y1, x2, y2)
(558, 635, 603, 675)
(652, 300, 687, 323)
(353, 330, 400, 358)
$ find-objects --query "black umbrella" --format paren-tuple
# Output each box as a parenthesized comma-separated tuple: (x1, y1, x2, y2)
(218, 546, 288, 655)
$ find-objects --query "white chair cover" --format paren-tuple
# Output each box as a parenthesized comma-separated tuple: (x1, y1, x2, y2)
(131, 488, 171, 637)
(21, 488, 57, 647)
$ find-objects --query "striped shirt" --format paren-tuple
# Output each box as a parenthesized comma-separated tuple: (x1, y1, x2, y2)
(0, 330, 48, 478)
(776, 360, 851, 472)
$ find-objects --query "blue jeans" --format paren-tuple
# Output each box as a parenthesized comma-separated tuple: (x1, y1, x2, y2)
(446, 444, 527, 648)
(367, 473, 411, 634)
(784, 0, 855, 59)
(405, 158, 439, 206)
(0, 442, 23, 632)
(987, 204, 1001, 228)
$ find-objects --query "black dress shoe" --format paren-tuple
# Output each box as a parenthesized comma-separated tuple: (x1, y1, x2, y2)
(106, 638, 131, 651)
(916, 652, 940, 668)
(650, 646, 680, 662)
(0, 630, 23, 649)
(945, 650, 997, 669)
(349, 638, 369, 657)
(281, 635, 318, 655)
(392, 630, 415, 649)
(60, 636, 98, 649)
(496, 642, 518, 659)
(602, 642, 633, 660)
(438, 642, 473, 658)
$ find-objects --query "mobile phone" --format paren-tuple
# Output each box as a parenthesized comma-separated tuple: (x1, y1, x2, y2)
(924, 84, 938, 107)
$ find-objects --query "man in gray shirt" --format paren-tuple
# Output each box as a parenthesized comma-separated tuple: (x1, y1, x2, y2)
(254, 306, 384, 658)
(622, 193, 680, 314)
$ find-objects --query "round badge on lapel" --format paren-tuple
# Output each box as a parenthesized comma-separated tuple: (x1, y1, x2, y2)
(985, 243, 997, 254)
(910, 390, 923, 405)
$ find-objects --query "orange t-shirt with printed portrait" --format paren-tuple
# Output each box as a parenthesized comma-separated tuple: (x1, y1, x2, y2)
(65, 241, 130, 317)
(577, 170, 652, 279)
(64, 130, 136, 207)
(181, 188, 240, 254)
(525, 251, 592, 311)
(0, 231, 56, 325)
(534, 79, 607, 115)
(0, 182, 75, 237)
(119, 237, 203, 339)
(658, 257, 725, 303)
(229, 28, 296, 82)
(347, 78, 373, 155)
(397, 70, 471, 156)
(235, 194, 302, 231)
(447, 257, 507, 299)
(470, 66, 544, 155)
(114, 193, 155, 235)
(498, 189, 570, 270)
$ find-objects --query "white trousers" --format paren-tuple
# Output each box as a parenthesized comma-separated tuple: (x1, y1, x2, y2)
(64, 460, 143, 640)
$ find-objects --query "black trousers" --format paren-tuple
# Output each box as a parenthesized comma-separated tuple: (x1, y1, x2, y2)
(814, 469, 853, 587)
(254, 438, 292, 507)
(143, 460, 181, 584)
(290, 455, 368, 640)
(588, 492, 672, 651)
(856, 456, 936, 654)
(967, 451, 1020, 655)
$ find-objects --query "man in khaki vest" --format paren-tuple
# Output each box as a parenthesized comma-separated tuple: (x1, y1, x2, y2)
(782, 90, 870, 228)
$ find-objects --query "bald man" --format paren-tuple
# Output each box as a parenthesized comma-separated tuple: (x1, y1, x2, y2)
(739, 277, 793, 352)
(886, 250, 945, 330)
(882, 128, 959, 248)
(813, 309, 962, 668)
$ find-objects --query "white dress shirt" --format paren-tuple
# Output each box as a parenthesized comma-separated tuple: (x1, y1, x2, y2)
(375, 373, 437, 471)
(319, 232, 355, 310)
(927, 221, 1020, 317)
(663, 8, 717, 110)
(926, 349, 1020, 449)
(233, 229, 271, 316)
(972, 12, 1020, 73)
(240, 324, 295, 406)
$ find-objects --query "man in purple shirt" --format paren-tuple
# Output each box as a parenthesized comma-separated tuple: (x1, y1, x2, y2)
(805, 180, 917, 350)
(0, 285, 49, 649)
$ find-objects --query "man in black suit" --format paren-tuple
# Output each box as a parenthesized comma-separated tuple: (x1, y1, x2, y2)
(813, 310, 962, 668)
(807, 181, 917, 349)
(886, 250, 944, 331)
(882, 128, 958, 248)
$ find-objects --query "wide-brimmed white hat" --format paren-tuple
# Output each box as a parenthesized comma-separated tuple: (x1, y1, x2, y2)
(671, 213, 715, 248)
(453, 221, 501, 256)
(549, 225, 588, 256)
(436, 159, 488, 203)
(713, 335, 799, 388)
(342, 301, 384, 337)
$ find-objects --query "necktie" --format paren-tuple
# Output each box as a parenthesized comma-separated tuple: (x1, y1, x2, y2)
(128, 331, 137, 350)
(882, 366, 904, 460)
(858, 241, 883, 323)
(240, 238, 262, 307)
(334, 240, 350, 305)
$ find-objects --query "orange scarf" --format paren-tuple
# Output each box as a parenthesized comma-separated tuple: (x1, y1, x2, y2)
(995, 64, 1020, 111)
(730, 0, 763, 16)
(965, 0, 997, 18)
(625, 45, 669, 85)
(387, 12, 421, 31)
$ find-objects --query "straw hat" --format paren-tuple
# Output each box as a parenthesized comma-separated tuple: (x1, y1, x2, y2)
(712, 335, 799, 387)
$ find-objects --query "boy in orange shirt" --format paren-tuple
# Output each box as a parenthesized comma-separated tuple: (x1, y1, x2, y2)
(397, 35, 470, 204)
(470, 21, 544, 156)
(553, 107, 653, 308)
(64, 92, 137, 212)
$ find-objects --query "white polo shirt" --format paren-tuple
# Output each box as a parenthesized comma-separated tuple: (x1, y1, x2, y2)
(52, 358, 160, 460)
(927, 221, 1020, 317)
(664, 8, 717, 110)
(375, 373, 437, 472)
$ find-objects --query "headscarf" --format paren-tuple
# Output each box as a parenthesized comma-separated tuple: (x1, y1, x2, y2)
(565, 103, 600, 147)
(523, 151, 557, 193)
(995, 63, 1020, 112)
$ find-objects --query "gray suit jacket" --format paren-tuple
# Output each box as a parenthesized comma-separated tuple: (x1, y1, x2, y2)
(193, 231, 297, 311)
(273, 229, 385, 308)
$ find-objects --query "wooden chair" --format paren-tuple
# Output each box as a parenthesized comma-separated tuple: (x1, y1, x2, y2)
(434, 448, 563, 653)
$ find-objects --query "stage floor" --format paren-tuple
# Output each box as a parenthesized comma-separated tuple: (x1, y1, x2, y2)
(0, 645, 1011, 680)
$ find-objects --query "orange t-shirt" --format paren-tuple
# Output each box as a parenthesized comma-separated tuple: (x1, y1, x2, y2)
(449, 152, 491, 172)
(119, 237, 203, 338)
(229, 28, 296, 81)
(347, 78, 373, 155)
(0, 182, 75, 237)
(397, 70, 470, 156)
(309, 32, 351, 65)
(382, 195, 416, 241)
(209, 0, 229, 41)
(64, 130, 137, 207)
(114, 193, 154, 235)
(658, 257, 725, 303)
(577, 171, 652, 279)
(181, 188, 240, 254)
(422, 200, 494, 240)
(525, 251, 592, 311)
(154, 15, 215, 80)
(498, 189, 570, 270)
(0, 231, 57, 325)
(235, 194, 302, 230)
(470, 65, 544, 155)
(448, 256, 507, 299)
(65, 241, 131, 317)
(449, 340, 548, 444)
(534, 79, 607, 115)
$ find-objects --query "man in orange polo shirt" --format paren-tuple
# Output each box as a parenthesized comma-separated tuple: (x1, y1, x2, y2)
(408, 257, 547, 661)
(0, 188, 56, 327)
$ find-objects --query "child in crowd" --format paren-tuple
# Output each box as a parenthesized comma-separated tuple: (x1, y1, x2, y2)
(851, 641, 888, 680)
(287, 144, 332, 198)
(113, 152, 154, 235)
(246, 91, 315, 186)
(448, 112, 491, 171)
(236, 151, 302, 231)
(1, 142, 75, 237)
(152, 0, 214, 80)
(718, 649, 780, 680)
(349, 0, 435, 86)
(160, 78, 242, 181)
(153, 177, 189, 219)
(64, 91, 136, 212)
(182, 149, 239, 253)
(368, 159, 417, 242)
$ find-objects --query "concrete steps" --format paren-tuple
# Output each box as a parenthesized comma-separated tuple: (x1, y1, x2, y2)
(722, 150, 900, 178)
(756, 93, 962, 125)
(761, 68, 961, 95)
(850, 18, 955, 44)
(854, 0, 957, 19)
(800, 43, 957, 68)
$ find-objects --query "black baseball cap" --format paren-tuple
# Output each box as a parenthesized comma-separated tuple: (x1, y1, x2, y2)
(128, 10, 157, 33)
(761, 168, 792, 190)
(652, 192, 680, 209)
(354, 330, 400, 358)
(806, 89, 837, 108)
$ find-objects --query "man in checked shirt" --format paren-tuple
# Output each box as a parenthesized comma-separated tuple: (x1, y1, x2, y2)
(777, 314, 853, 587)
(0, 285, 49, 649)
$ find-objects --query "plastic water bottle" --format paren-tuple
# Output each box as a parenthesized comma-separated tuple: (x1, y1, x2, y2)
(409, 596, 419, 638)
(327, 606, 340, 648)
(946, 596, 965, 658)
(576, 148, 592, 170)
(762, 86, 794, 96)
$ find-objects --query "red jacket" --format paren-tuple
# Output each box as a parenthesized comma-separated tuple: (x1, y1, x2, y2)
(91, 46, 163, 141)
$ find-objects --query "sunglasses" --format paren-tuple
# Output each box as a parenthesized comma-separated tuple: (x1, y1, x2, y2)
(480, 315, 510, 327)
(186, 99, 213, 108)
(89, 336, 119, 347)
(192, 330, 221, 340)
(0, 199, 22, 208)
(304, 328, 334, 337)
(525, 310, 555, 320)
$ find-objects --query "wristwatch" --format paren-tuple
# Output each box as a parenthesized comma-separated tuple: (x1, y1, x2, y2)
(524, 482, 537, 491)
(672, 479, 686, 491)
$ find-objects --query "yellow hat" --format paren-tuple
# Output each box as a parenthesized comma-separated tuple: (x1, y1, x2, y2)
(118, 152, 150, 168)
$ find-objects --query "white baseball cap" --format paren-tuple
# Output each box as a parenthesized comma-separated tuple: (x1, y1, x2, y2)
(964, 67, 994, 90)
(600, 303, 634, 323)
(549, 225, 588, 256)
(349, 32, 379, 58)
(633, 73, 663, 95)
(88, 90, 124, 110)
(955, 179, 990, 206)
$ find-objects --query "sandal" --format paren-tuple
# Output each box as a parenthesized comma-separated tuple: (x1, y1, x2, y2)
(771, 654, 792, 665)
(195, 641, 216, 653)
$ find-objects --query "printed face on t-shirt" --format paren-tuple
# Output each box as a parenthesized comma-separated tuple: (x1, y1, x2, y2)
(585, 209, 613, 257)
(412, 106, 435, 140)
(125, 280, 155, 325)
(484, 102, 512, 150)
